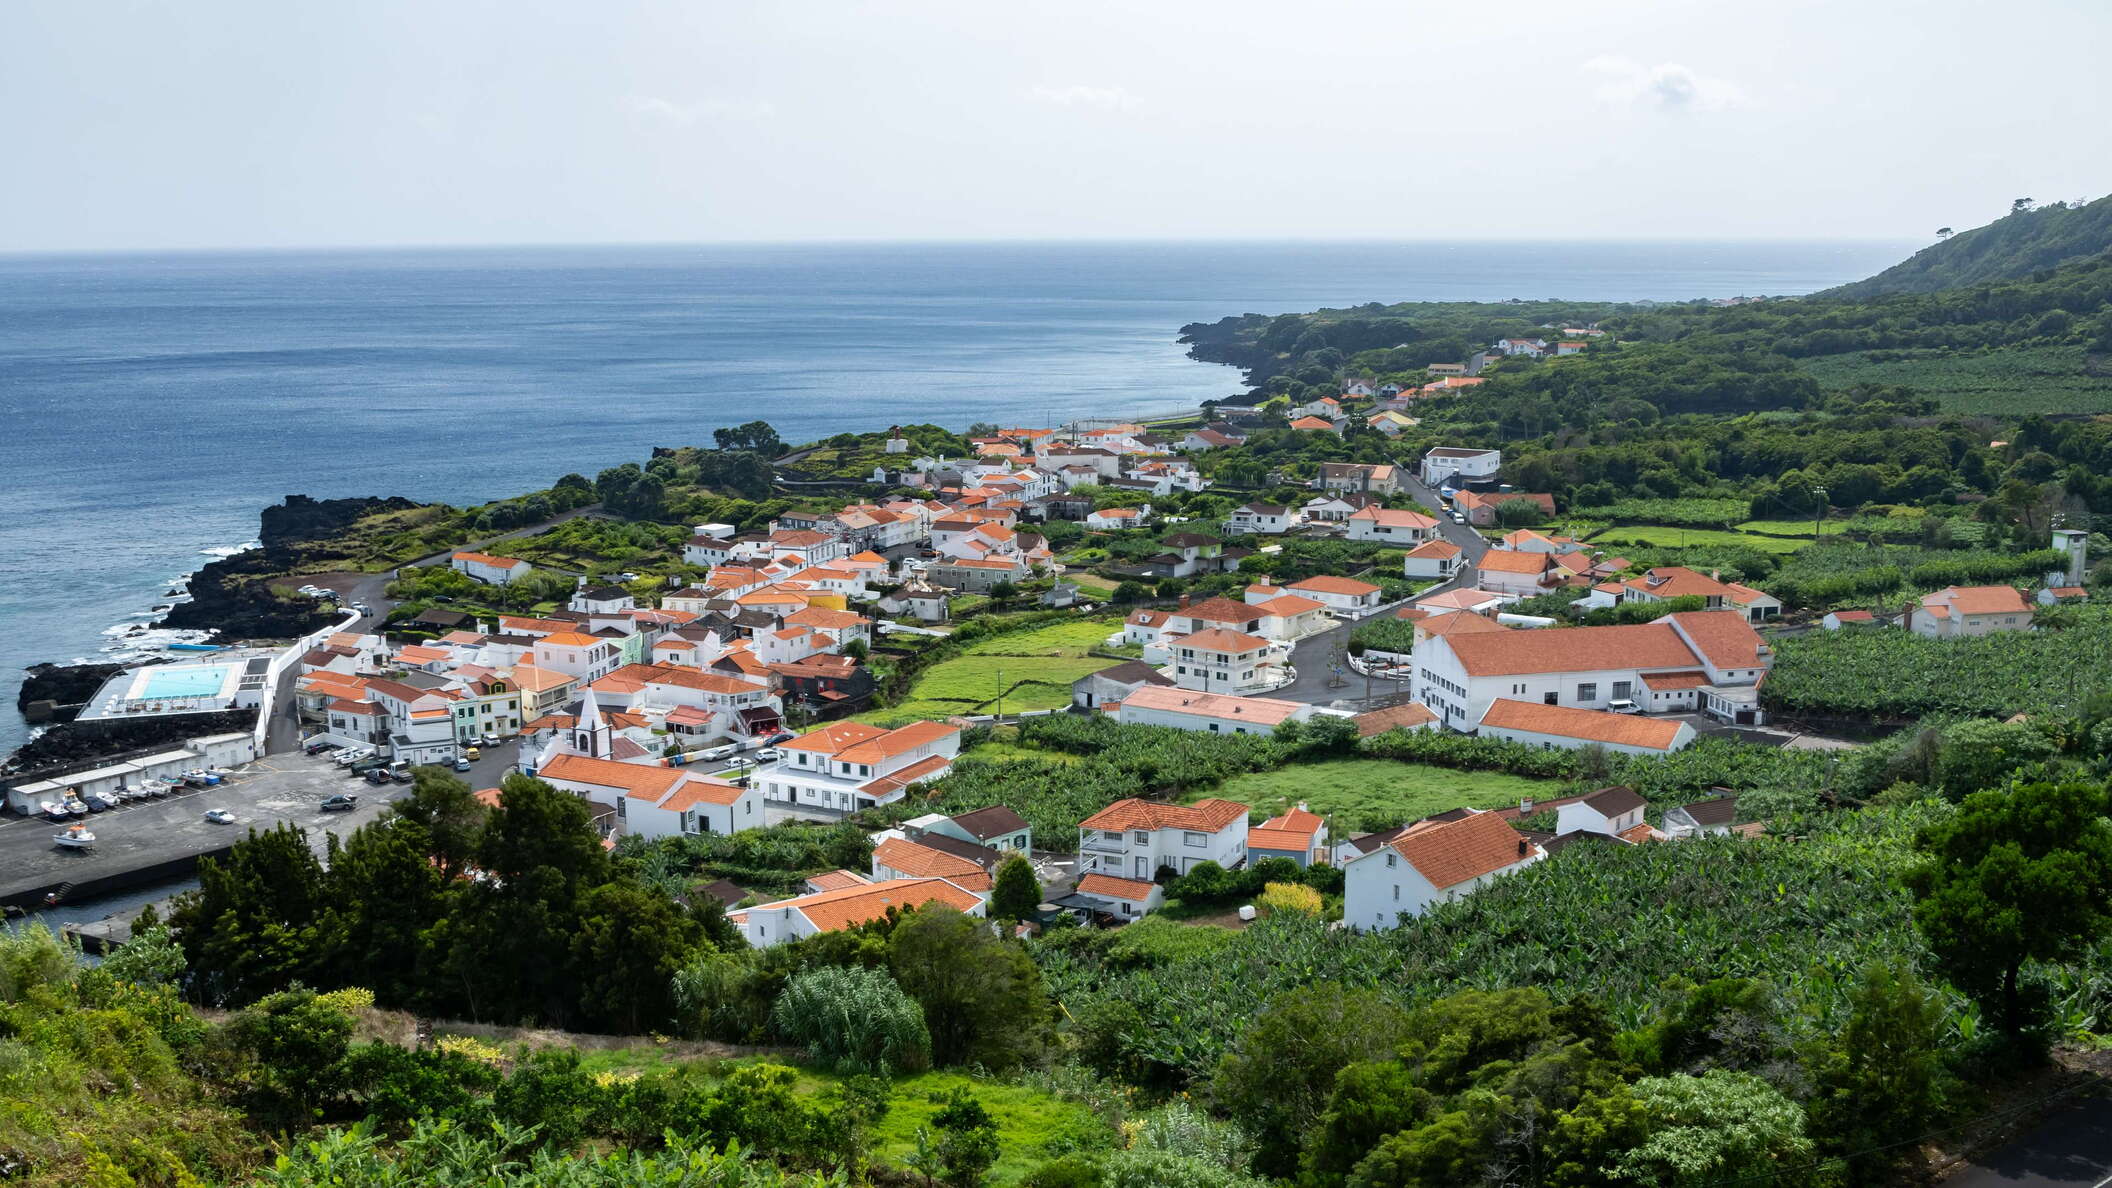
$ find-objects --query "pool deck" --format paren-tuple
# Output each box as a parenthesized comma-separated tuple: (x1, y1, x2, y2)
(75, 650, 275, 723)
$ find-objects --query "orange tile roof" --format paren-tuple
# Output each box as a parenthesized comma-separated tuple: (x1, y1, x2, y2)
(1175, 626, 1271, 654)
(1420, 612, 1507, 638)
(1479, 699, 1688, 750)
(1181, 596, 1266, 625)
(1079, 797, 1248, 832)
(1289, 416, 1337, 430)
(837, 720, 960, 765)
(1617, 822, 1660, 844)
(1387, 809, 1537, 890)
(1640, 670, 1708, 691)
(780, 720, 891, 755)
(1418, 588, 1503, 612)
(1350, 507, 1438, 530)
(536, 753, 688, 801)
(453, 551, 526, 568)
(783, 878, 985, 933)
(875, 836, 987, 882)
(1076, 872, 1159, 902)
(1665, 612, 1769, 669)
(1354, 702, 1438, 735)
(660, 777, 748, 811)
(1289, 575, 1380, 597)
(1439, 621, 1701, 677)
(806, 869, 872, 893)
(1406, 539, 1462, 558)
(860, 753, 960, 799)
(1117, 686, 1306, 726)
(1932, 585, 2032, 616)
(1252, 594, 1328, 617)
(537, 631, 604, 648)
(1477, 550, 1555, 575)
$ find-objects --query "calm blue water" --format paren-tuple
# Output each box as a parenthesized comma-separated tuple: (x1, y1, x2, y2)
(0, 239, 1913, 752)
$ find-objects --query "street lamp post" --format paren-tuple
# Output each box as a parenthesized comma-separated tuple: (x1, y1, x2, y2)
(1812, 486, 1828, 543)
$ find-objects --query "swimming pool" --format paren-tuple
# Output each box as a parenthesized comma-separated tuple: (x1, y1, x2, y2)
(134, 664, 233, 701)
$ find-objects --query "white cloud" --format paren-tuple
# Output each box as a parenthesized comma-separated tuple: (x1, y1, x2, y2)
(1582, 56, 1748, 112)
(1028, 84, 1139, 111)
(618, 94, 776, 126)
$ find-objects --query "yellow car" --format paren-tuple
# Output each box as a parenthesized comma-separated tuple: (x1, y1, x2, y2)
(463, 746, 481, 760)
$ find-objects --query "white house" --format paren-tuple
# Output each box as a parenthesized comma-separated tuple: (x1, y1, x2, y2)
(1663, 794, 1738, 839)
(1072, 873, 1165, 920)
(1225, 502, 1294, 535)
(1287, 575, 1382, 613)
(1113, 685, 1315, 734)
(760, 719, 961, 811)
(1554, 785, 1650, 838)
(1318, 462, 1402, 494)
(730, 878, 985, 949)
(531, 631, 623, 686)
(1904, 585, 2034, 638)
(1343, 809, 1542, 931)
(1617, 567, 1781, 623)
(1085, 505, 1151, 531)
(910, 805, 1033, 854)
(1076, 796, 1250, 882)
(1168, 627, 1288, 695)
(1345, 506, 1438, 544)
(1413, 611, 1771, 730)
(1474, 550, 1562, 598)
(535, 752, 764, 840)
(1249, 804, 1330, 867)
(1419, 447, 1503, 488)
(1820, 609, 1879, 630)
(451, 552, 531, 585)
(1401, 539, 1466, 579)
(1478, 699, 1696, 755)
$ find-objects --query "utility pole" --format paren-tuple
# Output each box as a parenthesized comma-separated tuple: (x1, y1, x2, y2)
(1813, 486, 1828, 543)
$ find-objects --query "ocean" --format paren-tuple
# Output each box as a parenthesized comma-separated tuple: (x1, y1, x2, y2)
(0, 238, 1914, 754)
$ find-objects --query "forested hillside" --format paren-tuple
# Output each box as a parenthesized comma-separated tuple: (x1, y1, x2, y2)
(1823, 194, 2112, 298)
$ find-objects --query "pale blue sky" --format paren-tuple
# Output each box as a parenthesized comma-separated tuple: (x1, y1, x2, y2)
(3, 0, 2108, 250)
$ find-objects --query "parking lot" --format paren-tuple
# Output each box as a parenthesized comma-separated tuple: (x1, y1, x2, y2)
(0, 751, 407, 905)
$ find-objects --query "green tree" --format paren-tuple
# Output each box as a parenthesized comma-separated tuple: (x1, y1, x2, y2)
(1211, 985, 1414, 1177)
(772, 965, 931, 1074)
(569, 879, 703, 1033)
(224, 988, 356, 1129)
(988, 855, 1041, 923)
(1302, 1061, 1433, 1187)
(1908, 780, 2112, 1043)
(170, 823, 326, 1005)
(1932, 718, 2058, 800)
(888, 906, 1049, 1069)
(927, 1089, 1001, 1188)
(1612, 1070, 1815, 1187)
(318, 817, 448, 1008)
(388, 766, 488, 882)
(1806, 963, 1953, 1181)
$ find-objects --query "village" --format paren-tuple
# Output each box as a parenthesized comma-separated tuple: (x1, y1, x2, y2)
(10, 325, 2097, 943)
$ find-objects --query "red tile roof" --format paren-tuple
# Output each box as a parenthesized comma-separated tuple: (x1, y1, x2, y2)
(1387, 810, 1537, 890)
(786, 878, 985, 933)
(1289, 575, 1380, 597)
(1076, 872, 1159, 902)
(1479, 700, 1688, 750)
(1079, 797, 1248, 832)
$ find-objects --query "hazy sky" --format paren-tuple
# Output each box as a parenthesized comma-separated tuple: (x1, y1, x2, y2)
(4, 0, 2108, 251)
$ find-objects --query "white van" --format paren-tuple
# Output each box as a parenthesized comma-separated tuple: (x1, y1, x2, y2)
(1608, 699, 1641, 714)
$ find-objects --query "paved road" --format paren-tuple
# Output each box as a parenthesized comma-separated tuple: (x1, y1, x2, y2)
(1401, 474, 1491, 562)
(1945, 1089, 2112, 1187)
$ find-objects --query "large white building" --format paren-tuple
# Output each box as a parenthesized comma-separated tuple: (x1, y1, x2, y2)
(451, 551, 532, 585)
(1343, 506, 1438, 544)
(1413, 610, 1771, 730)
(1903, 585, 2034, 638)
(1419, 447, 1502, 488)
(1343, 808, 1542, 931)
(1168, 627, 1288, 695)
(1076, 796, 1250, 883)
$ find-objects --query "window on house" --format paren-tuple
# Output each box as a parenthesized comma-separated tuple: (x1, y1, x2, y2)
(1133, 831, 1149, 844)
(1393, 885, 1400, 901)
(1385, 853, 1396, 867)
(1183, 831, 1206, 847)
(1612, 681, 1632, 699)
(1544, 691, 1558, 705)
(1577, 683, 1598, 701)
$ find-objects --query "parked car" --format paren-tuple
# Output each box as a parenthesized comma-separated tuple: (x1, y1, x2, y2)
(763, 730, 796, 745)
(480, 733, 503, 747)
(754, 748, 781, 763)
(83, 792, 112, 813)
(453, 757, 473, 772)
(204, 809, 236, 824)
(701, 744, 738, 761)
(463, 746, 481, 760)
(1608, 699, 1641, 714)
(322, 794, 361, 811)
(305, 740, 340, 756)
(723, 756, 754, 770)
(390, 767, 414, 784)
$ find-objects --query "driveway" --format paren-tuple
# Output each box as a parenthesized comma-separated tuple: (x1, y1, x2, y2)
(1944, 1087, 2112, 1187)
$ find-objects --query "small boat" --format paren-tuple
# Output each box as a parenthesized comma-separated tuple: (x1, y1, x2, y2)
(143, 781, 169, 799)
(40, 801, 67, 822)
(88, 790, 121, 811)
(53, 824, 96, 850)
(61, 798, 88, 818)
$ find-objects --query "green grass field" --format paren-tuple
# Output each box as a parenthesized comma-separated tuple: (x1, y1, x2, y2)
(1591, 526, 1811, 555)
(1733, 519, 1827, 538)
(964, 740, 1084, 764)
(1797, 345, 2112, 415)
(961, 616, 1121, 657)
(1206, 758, 1562, 831)
(909, 655, 1107, 704)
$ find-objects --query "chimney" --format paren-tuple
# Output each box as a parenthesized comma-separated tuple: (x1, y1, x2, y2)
(1179, 593, 1190, 608)
(1518, 838, 1530, 856)
(576, 576, 587, 590)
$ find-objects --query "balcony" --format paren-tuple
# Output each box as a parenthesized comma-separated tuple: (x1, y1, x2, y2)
(1079, 834, 1130, 856)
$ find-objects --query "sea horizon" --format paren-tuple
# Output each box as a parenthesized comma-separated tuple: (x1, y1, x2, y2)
(0, 237, 1917, 753)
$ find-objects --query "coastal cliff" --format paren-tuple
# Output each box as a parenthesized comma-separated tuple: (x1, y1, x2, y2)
(158, 495, 423, 641)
